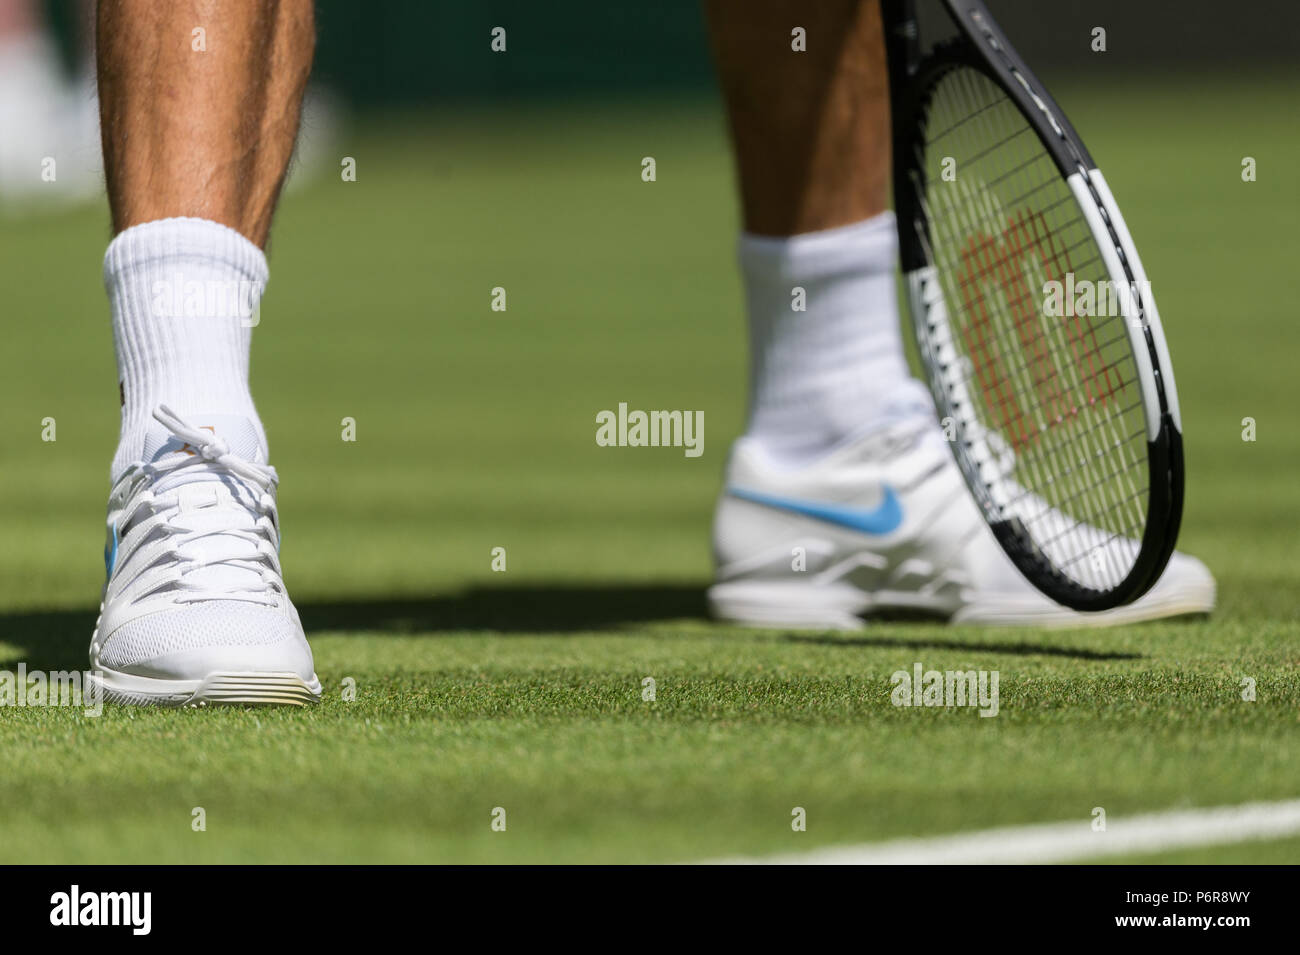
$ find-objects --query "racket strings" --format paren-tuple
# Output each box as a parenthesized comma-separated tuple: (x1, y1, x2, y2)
(935, 283, 1127, 424)
(1016, 426, 1147, 529)
(925, 75, 1142, 514)
(913, 65, 1149, 587)
(941, 91, 1144, 582)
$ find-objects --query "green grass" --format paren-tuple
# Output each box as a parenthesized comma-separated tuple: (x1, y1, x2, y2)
(1, 75, 1298, 863)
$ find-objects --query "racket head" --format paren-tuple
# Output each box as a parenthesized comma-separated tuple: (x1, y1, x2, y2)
(886, 5, 1184, 612)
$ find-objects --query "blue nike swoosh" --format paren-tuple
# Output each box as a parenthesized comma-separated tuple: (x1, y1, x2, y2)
(104, 520, 118, 579)
(727, 485, 904, 535)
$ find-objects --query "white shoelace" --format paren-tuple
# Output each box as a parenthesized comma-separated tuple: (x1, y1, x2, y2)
(114, 406, 284, 606)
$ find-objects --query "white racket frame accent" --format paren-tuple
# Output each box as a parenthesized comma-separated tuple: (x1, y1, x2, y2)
(1065, 171, 1164, 441)
(1087, 169, 1181, 433)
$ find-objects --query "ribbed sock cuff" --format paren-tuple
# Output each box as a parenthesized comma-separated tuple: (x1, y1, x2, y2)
(105, 217, 268, 480)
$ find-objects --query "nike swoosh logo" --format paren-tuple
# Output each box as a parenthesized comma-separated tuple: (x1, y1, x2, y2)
(727, 486, 904, 535)
(104, 520, 118, 579)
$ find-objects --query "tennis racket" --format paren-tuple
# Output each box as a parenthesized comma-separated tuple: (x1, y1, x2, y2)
(882, 0, 1184, 612)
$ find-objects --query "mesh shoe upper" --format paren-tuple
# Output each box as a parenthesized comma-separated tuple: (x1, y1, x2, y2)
(94, 406, 316, 681)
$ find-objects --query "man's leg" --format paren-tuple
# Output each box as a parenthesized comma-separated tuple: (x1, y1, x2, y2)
(706, 0, 887, 237)
(98, 0, 312, 472)
(99, 0, 311, 244)
(705, 0, 924, 468)
(92, 0, 319, 705)
(704, 0, 1215, 627)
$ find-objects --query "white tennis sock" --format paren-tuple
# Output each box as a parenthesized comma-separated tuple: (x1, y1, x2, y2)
(104, 217, 268, 480)
(739, 211, 929, 468)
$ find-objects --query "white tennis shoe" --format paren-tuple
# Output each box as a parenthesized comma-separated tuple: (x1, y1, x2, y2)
(709, 415, 1215, 629)
(90, 407, 321, 705)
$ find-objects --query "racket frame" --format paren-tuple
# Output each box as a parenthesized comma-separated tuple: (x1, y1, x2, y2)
(883, 0, 1185, 611)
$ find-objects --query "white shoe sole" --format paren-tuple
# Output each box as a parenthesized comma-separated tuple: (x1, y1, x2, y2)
(87, 667, 322, 707)
(708, 578, 1214, 630)
(708, 580, 933, 630)
(950, 579, 1215, 628)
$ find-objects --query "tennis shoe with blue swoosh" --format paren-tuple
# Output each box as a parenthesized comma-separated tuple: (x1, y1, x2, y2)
(90, 406, 321, 706)
(710, 415, 1215, 628)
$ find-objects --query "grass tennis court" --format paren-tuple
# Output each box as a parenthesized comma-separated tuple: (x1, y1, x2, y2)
(0, 74, 1296, 863)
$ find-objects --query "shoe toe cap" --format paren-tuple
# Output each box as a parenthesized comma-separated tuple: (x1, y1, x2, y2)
(97, 601, 315, 682)
(1145, 550, 1216, 613)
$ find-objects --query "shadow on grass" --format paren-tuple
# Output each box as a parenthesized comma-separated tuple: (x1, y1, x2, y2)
(783, 633, 1142, 661)
(0, 585, 708, 671)
(0, 583, 1141, 671)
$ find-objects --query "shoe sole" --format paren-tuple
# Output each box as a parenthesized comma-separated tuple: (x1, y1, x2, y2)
(951, 579, 1216, 627)
(708, 579, 1214, 630)
(708, 580, 907, 630)
(88, 668, 322, 708)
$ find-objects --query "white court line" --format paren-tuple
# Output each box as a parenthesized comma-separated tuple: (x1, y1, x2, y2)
(707, 799, 1300, 864)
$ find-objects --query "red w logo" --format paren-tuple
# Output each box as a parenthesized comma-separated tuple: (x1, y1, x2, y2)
(955, 210, 1117, 451)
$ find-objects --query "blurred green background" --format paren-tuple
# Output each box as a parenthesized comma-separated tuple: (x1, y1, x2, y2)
(39, 0, 1300, 107)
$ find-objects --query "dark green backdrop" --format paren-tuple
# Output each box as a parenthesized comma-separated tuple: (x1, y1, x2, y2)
(46, 1, 1299, 107)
